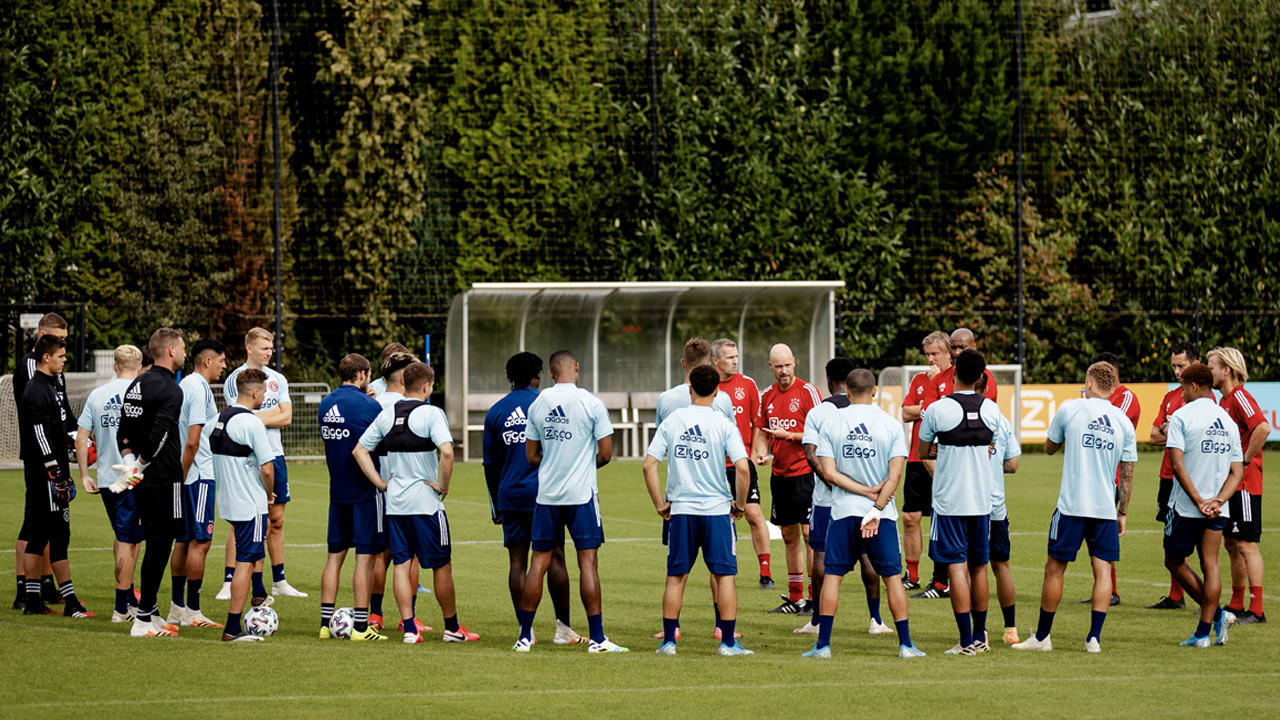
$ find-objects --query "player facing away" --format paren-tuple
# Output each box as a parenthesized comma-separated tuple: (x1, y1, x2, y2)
(796, 358, 888, 638)
(210, 369, 275, 642)
(116, 328, 188, 638)
(354, 362, 478, 644)
(979, 371, 1023, 645)
(222, 327, 303, 598)
(1208, 347, 1271, 625)
(483, 352, 585, 645)
(1164, 362, 1243, 647)
(754, 343, 823, 615)
(1084, 352, 1140, 607)
(13, 312, 74, 611)
(367, 342, 409, 398)
(1013, 361, 1137, 653)
(166, 337, 227, 628)
(513, 350, 627, 653)
(807, 369, 924, 659)
(899, 331, 950, 594)
(711, 339, 773, 589)
(18, 333, 93, 618)
(1146, 341, 1198, 609)
(317, 353, 387, 641)
(644, 365, 754, 656)
(917, 349, 1003, 655)
(76, 345, 143, 622)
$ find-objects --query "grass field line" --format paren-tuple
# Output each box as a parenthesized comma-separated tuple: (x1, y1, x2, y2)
(10, 671, 1280, 708)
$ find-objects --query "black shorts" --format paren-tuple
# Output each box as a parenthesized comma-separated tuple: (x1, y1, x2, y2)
(770, 472, 814, 527)
(1225, 490, 1262, 543)
(902, 462, 933, 515)
(19, 506, 70, 563)
(135, 482, 186, 541)
(1155, 476, 1174, 523)
(725, 463, 761, 505)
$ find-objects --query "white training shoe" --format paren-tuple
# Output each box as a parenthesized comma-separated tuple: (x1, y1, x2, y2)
(131, 618, 176, 638)
(166, 605, 189, 626)
(1084, 637, 1101, 653)
(587, 637, 629, 653)
(111, 609, 136, 624)
(271, 580, 308, 598)
(1223, 610, 1237, 627)
(512, 637, 533, 653)
(793, 621, 819, 635)
(215, 581, 232, 601)
(1011, 634, 1053, 652)
(869, 619, 894, 635)
(183, 610, 224, 628)
(553, 620, 586, 645)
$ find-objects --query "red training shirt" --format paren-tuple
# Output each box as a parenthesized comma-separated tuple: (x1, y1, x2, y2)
(1152, 387, 1185, 480)
(935, 366, 998, 401)
(1221, 386, 1266, 496)
(758, 378, 822, 477)
(719, 373, 760, 468)
(1109, 385, 1141, 485)
(905, 371, 939, 462)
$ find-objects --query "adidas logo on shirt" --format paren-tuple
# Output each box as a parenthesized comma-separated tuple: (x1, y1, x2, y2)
(1086, 415, 1115, 434)
(126, 385, 142, 401)
(1205, 418, 1230, 437)
(323, 404, 344, 424)
(678, 424, 707, 444)
(845, 423, 872, 442)
(546, 405, 569, 424)
(504, 406, 527, 428)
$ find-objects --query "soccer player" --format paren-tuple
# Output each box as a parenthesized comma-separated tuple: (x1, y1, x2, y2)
(901, 331, 950, 596)
(711, 339, 772, 589)
(935, 328, 998, 401)
(224, 327, 303, 597)
(18, 333, 93, 618)
(644, 365, 754, 656)
(166, 337, 227, 628)
(1082, 352, 1139, 607)
(483, 352, 584, 645)
(117, 327, 188, 637)
(917, 349, 1003, 654)
(76, 344, 143, 622)
(354, 362, 478, 644)
(1164, 361, 1242, 647)
(796, 358, 888, 638)
(980, 372, 1023, 644)
(807, 368, 924, 659)
(753, 343, 822, 615)
(1012, 361, 1136, 653)
(1147, 341, 1198, 609)
(1208, 346, 1272, 624)
(317, 353, 386, 641)
(210, 368, 275, 642)
(12, 312, 73, 611)
(368, 341, 409, 398)
(513, 350, 626, 653)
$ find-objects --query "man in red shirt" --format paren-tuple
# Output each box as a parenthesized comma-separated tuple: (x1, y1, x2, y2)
(1089, 352, 1140, 606)
(900, 331, 949, 592)
(753, 343, 822, 614)
(712, 338, 772, 589)
(1208, 347, 1273, 624)
(1147, 341, 1198, 609)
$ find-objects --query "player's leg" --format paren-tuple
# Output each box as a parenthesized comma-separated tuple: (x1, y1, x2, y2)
(47, 515, 89, 617)
(1081, 517, 1121, 650)
(1086, 555, 1112, 648)
(12, 538, 24, 610)
(859, 553, 884, 629)
(220, 514, 265, 641)
(267, 493, 301, 596)
(168, 540, 188, 621)
(547, 546, 582, 643)
(1149, 476, 1186, 608)
(516, 504, 559, 647)
(808, 518, 850, 656)
(320, 549, 345, 633)
(427, 510, 473, 642)
(506, 543, 528, 617)
(216, 526, 236, 600)
(1198, 527, 1226, 643)
(781, 523, 804, 603)
(901, 511, 922, 586)
(181, 480, 215, 625)
(135, 484, 175, 628)
(1030, 557, 1067, 643)
(743, 465, 772, 588)
(659, 573, 689, 651)
(391, 557, 416, 640)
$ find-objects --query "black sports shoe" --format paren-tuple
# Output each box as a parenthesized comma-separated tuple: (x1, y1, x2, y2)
(1080, 593, 1121, 606)
(902, 575, 921, 591)
(796, 598, 815, 617)
(767, 595, 804, 614)
(23, 600, 54, 616)
(912, 584, 949, 599)
(40, 579, 61, 605)
(1146, 596, 1185, 610)
(12, 591, 24, 612)
(759, 576, 775, 590)
(221, 629, 264, 642)
(1236, 610, 1267, 624)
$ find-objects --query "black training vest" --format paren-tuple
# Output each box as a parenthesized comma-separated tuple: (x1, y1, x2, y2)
(933, 392, 993, 447)
(382, 399, 437, 454)
(210, 406, 255, 457)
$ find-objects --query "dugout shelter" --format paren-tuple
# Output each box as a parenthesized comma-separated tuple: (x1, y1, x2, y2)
(446, 281, 843, 460)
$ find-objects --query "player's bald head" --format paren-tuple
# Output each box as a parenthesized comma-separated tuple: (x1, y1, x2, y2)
(846, 369, 876, 398)
(950, 328, 975, 347)
(768, 343, 794, 363)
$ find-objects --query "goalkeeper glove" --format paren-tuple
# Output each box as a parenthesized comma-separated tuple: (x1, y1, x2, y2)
(48, 465, 73, 506)
(108, 453, 147, 493)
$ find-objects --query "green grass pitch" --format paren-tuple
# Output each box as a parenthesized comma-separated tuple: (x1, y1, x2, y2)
(2, 451, 1276, 718)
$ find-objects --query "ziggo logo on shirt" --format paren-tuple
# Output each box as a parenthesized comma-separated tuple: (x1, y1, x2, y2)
(674, 444, 711, 461)
(768, 417, 798, 431)
(1081, 433, 1115, 451)
(543, 427, 573, 442)
(502, 430, 527, 445)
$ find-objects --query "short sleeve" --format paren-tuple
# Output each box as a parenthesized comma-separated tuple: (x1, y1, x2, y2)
(223, 375, 237, 403)
(190, 386, 209, 427)
(1228, 423, 1244, 463)
(814, 427, 835, 459)
(801, 406, 823, 446)
(1047, 405, 1067, 444)
(591, 396, 613, 441)
(1165, 414, 1186, 451)
(77, 396, 95, 431)
(723, 419, 747, 462)
(276, 373, 291, 405)
(428, 408, 453, 447)
(248, 419, 274, 466)
(1121, 416, 1139, 463)
(756, 391, 769, 429)
(888, 421, 909, 459)
(917, 404, 937, 443)
(1002, 420, 1022, 460)
(715, 392, 735, 423)
(526, 398, 544, 442)
(359, 410, 389, 451)
(1233, 392, 1265, 432)
(645, 420, 669, 461)
(1153, 393, 1171, 427)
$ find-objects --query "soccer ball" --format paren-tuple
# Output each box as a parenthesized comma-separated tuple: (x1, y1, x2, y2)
(244, 606, 279, 637)
(329, 607, 355, 639)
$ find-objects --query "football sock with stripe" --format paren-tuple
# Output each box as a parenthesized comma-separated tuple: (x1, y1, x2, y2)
(137, 604, 155, 623)
(816, 614, 834, 649)
(587, 613, 605, 643)
(371, 593, 384, 616)
(224, 566, 235, 583)
(251, 572, 266, 599)
(895, 618, 912, 647)
(171, 575, 186, 608)
(787, 574, 803, 603)
(1001, 603, 1015, 629)
(1088, 610, 1106, 642)
(905, 560, 919, 583)
(187, 579, 202, 611)
(272, 563, 285, 583)
(354, 607, 368, 633)
(58, 580, 78, 605)
(1035, 608, 1055, 641)
(444, 614, 459, 633)
(1229, 585, 1245, 611)
(321, 603, 335, 630)
(972, 609, 987, 643)
(758, 554, 771, 579)
(115, 588, 130, 615)
(15, 575, 24, 598)
(1168, 576, 1185, 602)
(25, 580, 41, 607)
(663, 617, 679, 645)
(954, 611, 973, 648)
(1249, 586, 1264, 616)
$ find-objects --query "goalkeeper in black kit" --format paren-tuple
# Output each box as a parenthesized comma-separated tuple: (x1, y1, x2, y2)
(18, 333, 94, 618)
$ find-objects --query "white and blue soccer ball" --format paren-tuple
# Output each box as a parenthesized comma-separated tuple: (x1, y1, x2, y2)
(329, 607, 355, 639)
(244, 606, 279, 637)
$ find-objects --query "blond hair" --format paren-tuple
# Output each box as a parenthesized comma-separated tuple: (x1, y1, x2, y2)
(1207, 346, 1249, 384)
(922, 331, 949, 352)
(114, 344, 142, 371)
(1087, 361, 1118, 395)
(245, 327, 274, 346)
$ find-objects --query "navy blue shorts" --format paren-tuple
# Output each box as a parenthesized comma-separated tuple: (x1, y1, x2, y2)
(231, 514, 267, 563)
(532, 497, 604, 552)
(808, 504, 833, 553)
(1047, 510, 1119, 563)
(1163, 511, 1228, 559)
(100, 488, 143, 544)
(825, 517, 902, 577)
(667, 514, 737, 576)
(271, 457, 290, 504)
(388, 512, 452, 569)
(328, 494, 386, 555)
(929, 514, 991, 565)
(990, 517, 1011, 563)
(178, 479, 215, 543)
(502, 510, 534, 548)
